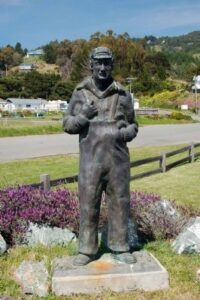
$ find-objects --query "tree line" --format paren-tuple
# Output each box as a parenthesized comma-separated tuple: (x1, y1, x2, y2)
(0, 30, 200, 100)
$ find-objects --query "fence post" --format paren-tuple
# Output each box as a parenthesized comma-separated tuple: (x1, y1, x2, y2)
(160, 152, 166, 172)
(40, 174, 51, 191)
(189, 142, 195, 163)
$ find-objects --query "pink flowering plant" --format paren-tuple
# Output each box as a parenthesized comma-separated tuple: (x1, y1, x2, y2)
(0, 186, 79, 244)
(0, 186, 194, 245)
(130, 191, 193, 241)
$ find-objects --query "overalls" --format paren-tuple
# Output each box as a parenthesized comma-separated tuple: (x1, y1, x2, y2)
(78, 89, 130, 255)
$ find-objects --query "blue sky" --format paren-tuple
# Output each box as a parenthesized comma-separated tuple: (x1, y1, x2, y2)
(0, 0, 200, 50)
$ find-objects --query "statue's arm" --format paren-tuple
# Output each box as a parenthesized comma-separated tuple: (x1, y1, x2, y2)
(120, 92, 139, 142)
(63, 91, 89, 134)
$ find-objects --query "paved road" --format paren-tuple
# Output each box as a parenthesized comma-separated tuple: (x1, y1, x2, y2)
(0, 124, 200, 161)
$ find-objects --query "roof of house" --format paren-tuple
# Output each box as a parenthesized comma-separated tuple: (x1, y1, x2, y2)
(0, 100, 6, 105)
(19, 63, 36, 70)
(27, 49, 44, 56)
(6, 98, 47, 105)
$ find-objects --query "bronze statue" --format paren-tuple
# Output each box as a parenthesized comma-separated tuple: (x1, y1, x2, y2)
(63, 47, 138, 266)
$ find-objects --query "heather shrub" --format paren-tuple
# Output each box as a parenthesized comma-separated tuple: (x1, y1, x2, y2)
(101, 191, 190, 241)
(130, 192, 190, 241)
(0, 186, 79, 244)
(0, 186, 193, 246)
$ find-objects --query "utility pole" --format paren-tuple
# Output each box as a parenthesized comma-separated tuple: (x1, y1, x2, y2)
(126, 77, 136, 101)
(193, 76, 199, 114)
(5, 64, 8, 76)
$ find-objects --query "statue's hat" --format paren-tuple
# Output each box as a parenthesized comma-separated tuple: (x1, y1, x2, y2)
(90, 47, 113, 60)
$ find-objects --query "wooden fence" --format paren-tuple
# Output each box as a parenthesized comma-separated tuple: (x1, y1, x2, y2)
(31, 142, 200, 191)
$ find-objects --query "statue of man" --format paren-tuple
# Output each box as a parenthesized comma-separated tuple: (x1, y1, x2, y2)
(63, 46, 138, 266)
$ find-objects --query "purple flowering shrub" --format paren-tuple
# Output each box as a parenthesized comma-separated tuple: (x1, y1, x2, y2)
(0, 186, 79, 244)
(130, 191, 191, 241)
(0, 186, 193, 245)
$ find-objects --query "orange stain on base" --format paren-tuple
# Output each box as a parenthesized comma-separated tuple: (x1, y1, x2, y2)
(90, 260, 113, 271)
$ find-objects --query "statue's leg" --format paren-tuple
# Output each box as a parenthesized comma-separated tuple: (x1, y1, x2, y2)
(106, 161, 130, 252)
(78, 162, 104, 256)
(106, 161, 136, 264)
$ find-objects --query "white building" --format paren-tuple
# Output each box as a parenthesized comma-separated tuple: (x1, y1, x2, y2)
(18, 63, 37, 72)
(5, 98, 47, 112)
(0, 99, 6, 111)
(44, 100, 68, 112)
(26, 49, 44, 58)
(131, 93, 140, 110)
(192, 75, 200, 92)
(4, 98, 68, 113)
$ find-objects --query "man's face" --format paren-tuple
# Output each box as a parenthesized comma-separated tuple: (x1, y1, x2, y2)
(92, 58, 113, 81)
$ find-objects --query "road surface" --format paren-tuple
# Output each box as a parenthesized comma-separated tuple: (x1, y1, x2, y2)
(0, 124, 200, 161)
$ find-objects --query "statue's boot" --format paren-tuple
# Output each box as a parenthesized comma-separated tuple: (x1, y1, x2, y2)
(112, 251, 137, 264)
(73, 253, 95, 266)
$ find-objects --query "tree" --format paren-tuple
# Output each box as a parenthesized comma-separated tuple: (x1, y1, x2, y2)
(0, 75, 23, 98)
(43, 42, 58, 64)
(0, 47, 15, 70)
(50, 80, 76, 100)
(23, 71, 60, 99)
(15, 42, 24, 55)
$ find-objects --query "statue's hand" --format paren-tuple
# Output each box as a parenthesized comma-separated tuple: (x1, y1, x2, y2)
(81, 102, 98, 119)
(115, 112, 127, 129)
(116, 119, 127, 129)
(120, 123, 138, 142)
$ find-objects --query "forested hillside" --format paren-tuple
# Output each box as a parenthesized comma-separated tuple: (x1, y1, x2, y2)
(144, 31, 200, 81)
(0, 30, 200, 100)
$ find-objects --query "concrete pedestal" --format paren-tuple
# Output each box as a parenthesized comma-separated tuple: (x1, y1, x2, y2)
(52, 251, 169, 295)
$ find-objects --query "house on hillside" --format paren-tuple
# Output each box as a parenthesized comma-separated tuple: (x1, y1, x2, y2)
(5, 98, 47, 112)
(18, 63, 37, 72)
(26, 49, 44, 58)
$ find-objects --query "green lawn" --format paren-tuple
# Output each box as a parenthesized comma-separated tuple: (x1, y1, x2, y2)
(0, 118, 63, 137)
(0, 144, 199, 210)
(0, 241, 199, 300)
(136, 115, 195, 125)
(132, 161, 200, 210)
(0, 113, 196, 137)
(0, 144, 199, 299)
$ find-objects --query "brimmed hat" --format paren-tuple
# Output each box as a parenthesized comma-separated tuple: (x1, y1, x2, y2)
(90, 47, 113, 60)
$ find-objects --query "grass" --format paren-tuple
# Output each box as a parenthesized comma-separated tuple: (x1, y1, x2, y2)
(0, 144, 199, 210)
(136, 115, 194, 125)
(0, 118, 63, 137)
(0, 154, 79, 188)
(0, 241, 199, 299)
(0, 144, 199, 299)
(0, 113, 196, 137)
(132, 161, 200, 210)
(0, 243, 77, 299)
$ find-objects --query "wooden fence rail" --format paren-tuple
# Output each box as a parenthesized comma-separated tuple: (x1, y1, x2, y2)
(30, 142, 200, 191)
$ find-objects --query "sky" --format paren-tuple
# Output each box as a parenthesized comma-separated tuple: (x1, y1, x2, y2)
(0, 0, 200, 50)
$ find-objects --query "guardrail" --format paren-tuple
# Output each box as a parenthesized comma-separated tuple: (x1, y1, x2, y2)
(135, 108, 159, 115)
(30, 142, 200, 191)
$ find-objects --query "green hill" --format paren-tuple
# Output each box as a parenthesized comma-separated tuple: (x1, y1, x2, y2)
(146, 31, 200, 55)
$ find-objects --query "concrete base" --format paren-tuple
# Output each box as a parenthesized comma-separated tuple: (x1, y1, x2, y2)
(52, 251, 169, 295)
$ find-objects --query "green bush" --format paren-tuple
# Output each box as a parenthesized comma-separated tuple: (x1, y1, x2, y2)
(21, 110, 33, 117)
(140, 90, 181, 108)
(169, 112, 192, 120)
(1, 110, 9, 117)
(146, 114, 164, 120)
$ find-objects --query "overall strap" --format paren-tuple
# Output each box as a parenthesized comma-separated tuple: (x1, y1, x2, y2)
(109, 92, 119, 121)
(82, 89, 91, 104)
